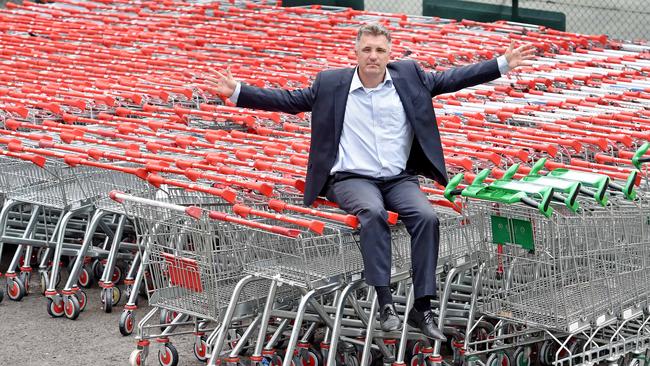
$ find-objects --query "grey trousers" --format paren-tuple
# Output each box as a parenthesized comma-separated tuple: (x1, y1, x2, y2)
(326, 171, 440, 299)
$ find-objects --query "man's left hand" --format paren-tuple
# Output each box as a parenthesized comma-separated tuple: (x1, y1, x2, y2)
(505, 40, 537, 69)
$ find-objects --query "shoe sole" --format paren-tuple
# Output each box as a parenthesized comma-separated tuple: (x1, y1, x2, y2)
(407, 318, 447, 341)
(380, 322, 402, 332)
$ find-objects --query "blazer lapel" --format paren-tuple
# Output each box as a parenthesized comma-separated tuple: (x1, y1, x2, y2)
(333, 68, 355, 144)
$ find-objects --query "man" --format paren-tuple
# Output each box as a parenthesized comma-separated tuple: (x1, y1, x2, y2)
(202, 23, 535, 340)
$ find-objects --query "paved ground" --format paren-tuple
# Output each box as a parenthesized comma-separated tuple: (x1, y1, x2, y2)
(0, 248, 202, 366)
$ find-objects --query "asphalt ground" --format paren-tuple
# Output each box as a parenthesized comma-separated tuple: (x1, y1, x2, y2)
(0, 245, 203, 366)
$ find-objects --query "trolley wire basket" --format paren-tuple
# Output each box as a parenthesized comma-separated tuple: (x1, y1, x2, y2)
(471, 199, 650, 333)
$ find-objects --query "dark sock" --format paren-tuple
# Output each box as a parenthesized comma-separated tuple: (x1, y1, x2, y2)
(414, 295, 433, 312)
(375, 286, 393, 308)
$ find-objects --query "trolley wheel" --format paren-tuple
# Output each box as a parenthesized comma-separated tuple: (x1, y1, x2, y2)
(512, 347, 531, 366)
(75, 289, 87, 312)
(92, 259, 104, 279)
(18, 271, 30, 293)
(344, 354, 360, 366)
(46, 296, 64, 318)
(407, 339, 431, 365)
(119, 310, 136, 336)
(304, 347, 323, 366)
(39, 272, 48, 295)
(101, 288, 113, 313)
(78, 265, 94, 288)
(129, 349, 143, 366)
(7, 277, 26, 301)
(0, 288, 4, 303)
(112, 265, 124, 284)
(193, 335, 209, 362)
(486, 351, 512, 366)
(64, 295, 81, 320)
(538, 341, 557, 366)
(159, 309, 176, 330)
(264, 355, 283, 366)
(112, 286, 122, 306)
(158, 343, 179, 366)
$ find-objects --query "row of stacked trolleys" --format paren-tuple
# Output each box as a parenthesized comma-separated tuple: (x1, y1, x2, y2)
(0, 0, 648, 365)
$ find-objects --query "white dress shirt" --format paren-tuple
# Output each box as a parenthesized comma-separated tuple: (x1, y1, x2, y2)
(329, 67, 412, 177)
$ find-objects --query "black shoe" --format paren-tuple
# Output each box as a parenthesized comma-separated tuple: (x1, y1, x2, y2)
(379, 303, 402, 332)
(407, 308, 447, 341)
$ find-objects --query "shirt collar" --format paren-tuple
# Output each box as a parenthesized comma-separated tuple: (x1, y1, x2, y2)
(349, 66, 393, 94)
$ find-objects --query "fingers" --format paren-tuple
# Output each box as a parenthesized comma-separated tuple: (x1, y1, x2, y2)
(226, 66, 233, 80)
(507, 39, 515, 52)
(202, 74, 222, 86)
(209, 67, 227, 81)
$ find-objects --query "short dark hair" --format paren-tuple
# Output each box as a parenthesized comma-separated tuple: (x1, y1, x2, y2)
(355, 22, 391, 48)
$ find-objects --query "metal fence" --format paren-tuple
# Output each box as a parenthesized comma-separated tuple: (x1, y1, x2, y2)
(366, 0, 648, 41)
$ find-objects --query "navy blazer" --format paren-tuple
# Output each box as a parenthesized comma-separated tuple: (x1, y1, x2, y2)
(237, 59, 501, 206)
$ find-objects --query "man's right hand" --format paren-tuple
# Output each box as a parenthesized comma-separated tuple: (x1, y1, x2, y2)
(201, 67, 238, 98)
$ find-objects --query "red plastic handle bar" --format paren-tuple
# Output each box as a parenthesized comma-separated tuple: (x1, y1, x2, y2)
(232, 203, 324, 234)
(208, 210, 301, 238)
(268, 199, 358, 229)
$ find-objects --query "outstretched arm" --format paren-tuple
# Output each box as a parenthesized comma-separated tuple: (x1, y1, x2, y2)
(418, 41, 537, 96)
(199, 67, 317, 115)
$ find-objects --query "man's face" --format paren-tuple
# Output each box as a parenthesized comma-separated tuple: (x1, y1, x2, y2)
(355, 33, 391, 80)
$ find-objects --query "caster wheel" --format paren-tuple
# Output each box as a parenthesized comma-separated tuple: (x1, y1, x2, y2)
(129, 349, 143, 366)
(159, 309, 176, 330)
(0, 288, 3, 303)
(486, 351, 512, 366)
(39, 272, 49, 295)
(193, 336, 209, 362)
(112, 286, 122, 306)
(47, 296, 64, 318)
(18, 271, 30, 293)
(92, 259, 104, 279)
(7, 277, 26, 301)
(512, 347, 531, 366)
(75, 289, 87, 312)
(158, 343, 179, 366)
(101, 288, 113, 313)
(64, 295, 81, 320)
(306, 348, 323, 366)
(119, 310, 136, 336)
(112, 265, 124, 284)
(264, 355, 283, 366)
(78, 265, 93, 288)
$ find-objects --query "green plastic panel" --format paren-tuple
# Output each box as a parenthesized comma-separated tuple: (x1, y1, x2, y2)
(511, 218, 534, 251)
(423, 0, 566, 30)
(491, 215, 534, 251)
(491, 215, 511, 244)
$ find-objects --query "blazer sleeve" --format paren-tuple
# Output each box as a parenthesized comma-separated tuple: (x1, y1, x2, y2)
(236, 73, 320, 115)
(414, 59, 501, 97)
